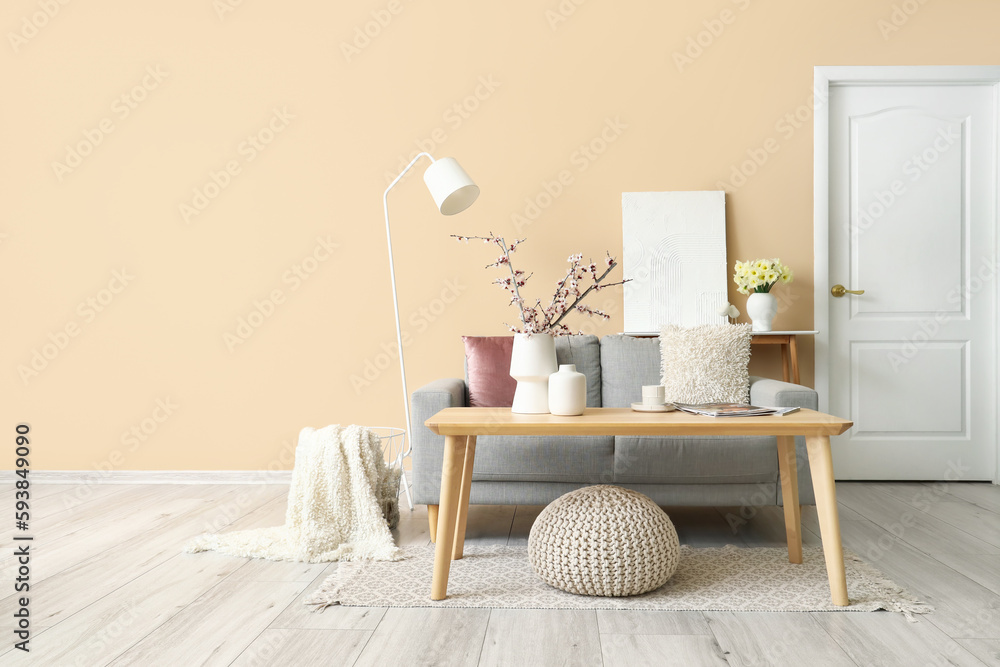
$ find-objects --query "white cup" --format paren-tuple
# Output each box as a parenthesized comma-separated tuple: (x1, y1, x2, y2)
(642, 385, 665, 406)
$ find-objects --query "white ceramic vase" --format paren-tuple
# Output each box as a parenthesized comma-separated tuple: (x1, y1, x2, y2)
(548, 364, 587, 416)
(510, 333, 558, 414)
(747, 292, 778, 332)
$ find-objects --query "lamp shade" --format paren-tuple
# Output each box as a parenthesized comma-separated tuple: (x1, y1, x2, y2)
(423, 157, 479, 215)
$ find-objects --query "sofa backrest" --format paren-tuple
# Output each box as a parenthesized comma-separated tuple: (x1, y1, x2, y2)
(600, 335, 661, 408)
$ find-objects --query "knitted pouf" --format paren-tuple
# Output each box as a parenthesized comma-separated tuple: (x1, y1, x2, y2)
(527, 485, 680, 597)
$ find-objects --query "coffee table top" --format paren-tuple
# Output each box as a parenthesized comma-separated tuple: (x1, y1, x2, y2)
(425, 407, 852, 437)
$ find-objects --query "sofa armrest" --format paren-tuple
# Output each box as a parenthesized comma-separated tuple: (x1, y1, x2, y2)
(749, 376, 818, 410)
(748, 376, 818, 506)
(412, 378, 467, 413)
(411, 379, 467, 505)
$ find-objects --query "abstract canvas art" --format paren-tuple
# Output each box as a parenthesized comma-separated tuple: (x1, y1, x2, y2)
(621, 191, 729, 333)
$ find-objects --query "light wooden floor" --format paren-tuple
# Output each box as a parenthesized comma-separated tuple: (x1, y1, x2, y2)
(4, 482, 1000, 666)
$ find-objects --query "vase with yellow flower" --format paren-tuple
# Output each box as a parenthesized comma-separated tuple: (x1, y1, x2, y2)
(733, 258, 793, 332)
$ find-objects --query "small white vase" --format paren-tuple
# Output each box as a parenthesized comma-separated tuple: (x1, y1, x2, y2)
(747, 292, 778, 332)
(510, 333, 558, 414)
(548, 364, 587, 416)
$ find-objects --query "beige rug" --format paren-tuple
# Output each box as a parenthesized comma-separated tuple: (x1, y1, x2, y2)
(305, 544, 931, 618)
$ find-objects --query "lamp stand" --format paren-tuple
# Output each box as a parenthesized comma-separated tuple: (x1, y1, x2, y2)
(382, 151, 435, 512)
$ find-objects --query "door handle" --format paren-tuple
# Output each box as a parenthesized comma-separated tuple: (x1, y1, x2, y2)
(831, 284, 865, 298)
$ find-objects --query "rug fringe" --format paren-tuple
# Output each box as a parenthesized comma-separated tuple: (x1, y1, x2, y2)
(844, 552, 933, 621)
(303, 561, 362, 611)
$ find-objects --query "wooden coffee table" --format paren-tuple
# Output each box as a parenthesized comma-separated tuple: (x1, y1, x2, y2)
(424, 407, 853, 604)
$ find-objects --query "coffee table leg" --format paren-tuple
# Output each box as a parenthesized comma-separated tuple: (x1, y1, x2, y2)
(431, 434, 467, 600)
(776, 436, 802, 564)
(452, 436, 477, 560)
(806, 435, 849, 606)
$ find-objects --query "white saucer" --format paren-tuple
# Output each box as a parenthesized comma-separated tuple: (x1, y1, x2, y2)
(631, 402, 676, 413)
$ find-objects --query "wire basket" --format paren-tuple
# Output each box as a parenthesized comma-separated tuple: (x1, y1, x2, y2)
(370, 426, 412, 512)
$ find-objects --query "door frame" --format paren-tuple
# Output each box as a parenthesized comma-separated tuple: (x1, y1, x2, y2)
(813, 65, 1000, 483)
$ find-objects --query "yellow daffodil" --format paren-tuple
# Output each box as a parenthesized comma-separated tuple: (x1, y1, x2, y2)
(734, 258, 793, 294)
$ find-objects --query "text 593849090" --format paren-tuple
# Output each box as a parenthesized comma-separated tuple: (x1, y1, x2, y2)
(14, 423, 31, 653)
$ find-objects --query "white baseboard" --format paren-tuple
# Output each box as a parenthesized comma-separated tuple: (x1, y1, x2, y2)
(0, 470, 293, 484)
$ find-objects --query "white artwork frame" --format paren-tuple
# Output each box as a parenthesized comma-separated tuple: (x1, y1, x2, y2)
(621, 191, 729, 334)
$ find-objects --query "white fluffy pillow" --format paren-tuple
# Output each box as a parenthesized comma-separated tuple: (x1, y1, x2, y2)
(659, 324, 753, 404)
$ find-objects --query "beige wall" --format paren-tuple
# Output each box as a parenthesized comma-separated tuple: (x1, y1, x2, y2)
(4, 0, 999, 470)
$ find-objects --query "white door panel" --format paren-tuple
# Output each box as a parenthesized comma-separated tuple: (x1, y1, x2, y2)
(827, 80, 997, 480)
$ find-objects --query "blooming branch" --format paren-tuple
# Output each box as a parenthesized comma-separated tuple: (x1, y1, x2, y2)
(458, 233, 529, 324)
(452, 233, 630, 335)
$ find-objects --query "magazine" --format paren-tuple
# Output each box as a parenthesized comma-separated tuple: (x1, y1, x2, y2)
(672, 403, 801, 418)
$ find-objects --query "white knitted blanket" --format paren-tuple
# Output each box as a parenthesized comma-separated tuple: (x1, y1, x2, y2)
(186, 425, 403, 562)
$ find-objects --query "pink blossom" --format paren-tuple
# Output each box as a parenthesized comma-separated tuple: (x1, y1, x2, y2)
(452, 232, 630, 336)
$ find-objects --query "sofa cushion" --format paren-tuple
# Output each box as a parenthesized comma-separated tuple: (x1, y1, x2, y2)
(659, 323, 752, 404)
(463, 336, 517, 407)
(613, 435, 779, 485)
(471, 435, 615, 483)
(601, 335, 662, 407)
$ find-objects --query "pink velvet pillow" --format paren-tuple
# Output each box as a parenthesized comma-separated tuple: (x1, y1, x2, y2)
(462, 336, 517, 407)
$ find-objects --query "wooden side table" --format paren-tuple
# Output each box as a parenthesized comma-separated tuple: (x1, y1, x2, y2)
(750, 331, 818, 385)
(623, 330, 819, 386)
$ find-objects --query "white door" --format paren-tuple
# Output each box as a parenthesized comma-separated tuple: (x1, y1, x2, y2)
(819, 68, 998, 480)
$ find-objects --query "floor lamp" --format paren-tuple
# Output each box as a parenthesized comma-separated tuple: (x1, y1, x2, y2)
(383, 152, 480, 510)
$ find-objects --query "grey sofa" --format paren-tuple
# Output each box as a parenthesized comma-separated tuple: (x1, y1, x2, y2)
(411, 334, 818, 518)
